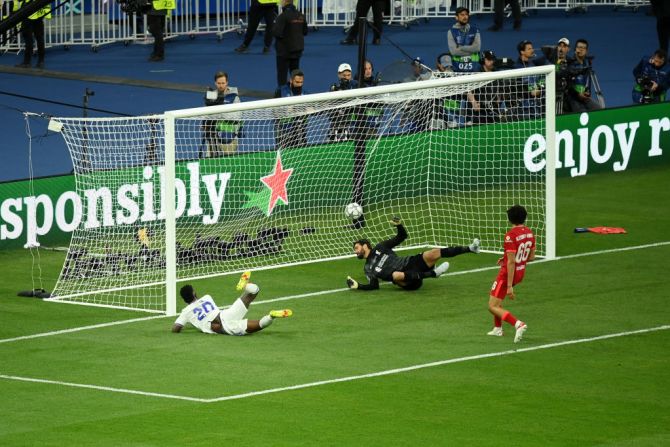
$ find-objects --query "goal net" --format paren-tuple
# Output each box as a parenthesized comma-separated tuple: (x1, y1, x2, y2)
(48, 66, 555, 314)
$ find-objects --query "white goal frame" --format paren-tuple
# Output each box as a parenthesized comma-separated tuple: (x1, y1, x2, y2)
(162, 66, 556, 315)
(48, 65, 555, 315)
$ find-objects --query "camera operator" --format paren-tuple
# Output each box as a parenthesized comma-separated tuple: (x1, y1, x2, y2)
(566, 39, 602, 112)
(465, 51, 502, 124)
(328, 63, 358, 141)
(202, 71, 241, 157)
(274, 69, 308, 149)
(632, 49, 669, 104)
(550, 37, 571, 67)
(436, 53, 453, 73)
(354, 60, 383, 138)
(541, 38, 571, 114)
(512, 40, 547, 119)
(330, 63, 358, 92)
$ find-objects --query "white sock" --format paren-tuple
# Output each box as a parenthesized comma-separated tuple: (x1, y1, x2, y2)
(259, 315, 274, 329)
(245, 283, 260, 295)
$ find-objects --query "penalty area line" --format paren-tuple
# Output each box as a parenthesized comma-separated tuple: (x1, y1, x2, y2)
(204, 324, 670, 403)
(0, 374, 208, 403)
(1, 325, 667, 403)
(0, 315, 165, 344)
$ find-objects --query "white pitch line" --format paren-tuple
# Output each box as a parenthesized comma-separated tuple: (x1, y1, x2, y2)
(251, 287, 350, 306)
(1, 325, 667, 403)
(557, 240, 670, 259)
(0, 374, 208, 403)
(432, 241, 670, 277)
(0, 315, 165, 344)
(204, 324, 670, 402)
(2, 241, 669, 345)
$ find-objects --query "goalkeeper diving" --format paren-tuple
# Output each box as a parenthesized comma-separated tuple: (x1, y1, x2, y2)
(347, 217, 480, 291)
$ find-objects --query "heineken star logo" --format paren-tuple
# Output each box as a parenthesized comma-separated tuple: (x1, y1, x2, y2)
(242, 152, 294, 216)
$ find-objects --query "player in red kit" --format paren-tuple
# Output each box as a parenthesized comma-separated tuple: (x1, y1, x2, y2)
(487, 204, 535, 343)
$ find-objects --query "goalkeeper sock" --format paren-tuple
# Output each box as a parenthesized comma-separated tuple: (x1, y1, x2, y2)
(440, 246, 469, 258)
(494, 316, 502, 328)
(259, 315, 274, 329)
(502, 311, 517, 327)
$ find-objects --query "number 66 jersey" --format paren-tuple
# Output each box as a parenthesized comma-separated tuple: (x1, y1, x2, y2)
(501, 225, 536, 286)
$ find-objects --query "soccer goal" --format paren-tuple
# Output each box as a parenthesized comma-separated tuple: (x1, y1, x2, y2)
(47, 65, 555, 314)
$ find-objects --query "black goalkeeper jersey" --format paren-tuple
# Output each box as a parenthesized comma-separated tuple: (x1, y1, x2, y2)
(360, 225, 411, 289)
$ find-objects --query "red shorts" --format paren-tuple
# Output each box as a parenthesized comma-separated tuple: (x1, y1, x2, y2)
(490, 271, 524, 300)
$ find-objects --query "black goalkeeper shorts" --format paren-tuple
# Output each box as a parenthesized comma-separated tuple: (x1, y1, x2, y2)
(404, 253, 431, 272)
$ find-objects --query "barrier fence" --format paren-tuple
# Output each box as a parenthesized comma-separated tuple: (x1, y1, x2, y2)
(1, 0, 244, 52)
(1, 0, 648, 53)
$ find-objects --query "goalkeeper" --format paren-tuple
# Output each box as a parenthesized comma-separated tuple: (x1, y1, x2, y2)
(172, 273, 292, 335)
(347, 217, 480, 291)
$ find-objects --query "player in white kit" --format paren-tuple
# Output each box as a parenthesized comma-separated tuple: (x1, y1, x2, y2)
(172, 274, 292, 335)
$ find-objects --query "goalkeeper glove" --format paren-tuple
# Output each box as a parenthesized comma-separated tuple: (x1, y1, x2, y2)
(390, 216, 403, 226)
(346, 276, 359, 289)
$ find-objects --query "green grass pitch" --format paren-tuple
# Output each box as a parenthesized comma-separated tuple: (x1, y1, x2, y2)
(1, 164, 669, 446)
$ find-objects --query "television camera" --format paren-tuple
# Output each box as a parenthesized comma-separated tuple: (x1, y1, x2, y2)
(116, 0, 150, 14)
(541, 46, 605, 113)
(636, 76, 657, 104)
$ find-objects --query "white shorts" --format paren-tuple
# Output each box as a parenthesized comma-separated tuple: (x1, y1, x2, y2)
(220, 298, 249, 336)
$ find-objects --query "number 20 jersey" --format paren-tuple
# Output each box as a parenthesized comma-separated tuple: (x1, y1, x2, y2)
(500, 225, 535, 285)
(174, 295, 220, 334)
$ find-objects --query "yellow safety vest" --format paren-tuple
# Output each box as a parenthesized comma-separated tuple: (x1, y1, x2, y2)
(257, 0, 279, 5)
(13, 0, 52, 20)
(152, 0, 176, 11)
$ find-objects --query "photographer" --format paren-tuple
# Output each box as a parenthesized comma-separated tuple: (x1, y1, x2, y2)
(202, 71, 241, 157)
(330, 63, 358, 92)
(541, 38, 572, 114)
(548, 37, 571, 69)
(513, 40, 547, 119)
(465, 51, 507, 124)
(566, 39, 602, 112)
(632, 49, 669, 104)
(328, 63, 358, 141)
(274, 69, 308, 149)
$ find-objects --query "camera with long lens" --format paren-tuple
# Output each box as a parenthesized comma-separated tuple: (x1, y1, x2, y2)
(330, 79, 352, 91)
(637, 76, 656, 103)
(493, 57, 515, 70)
(117, 0, 150, 14)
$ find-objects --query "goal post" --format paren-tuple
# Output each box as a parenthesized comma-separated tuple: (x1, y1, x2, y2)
(544, 67, 557, 260)
(48, 65, 556, 314)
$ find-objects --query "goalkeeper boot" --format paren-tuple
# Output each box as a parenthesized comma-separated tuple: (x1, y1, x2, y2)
(269, 309, 293, 318)
(514, 321, 527, 343)
(469, 238, 481, 254)
(434, 261, 450, 277)
(487, 327, 504, 336)
(236, 271, 251, 291)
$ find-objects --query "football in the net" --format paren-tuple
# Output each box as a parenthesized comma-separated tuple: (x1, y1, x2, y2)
(344, 202, 363, 219)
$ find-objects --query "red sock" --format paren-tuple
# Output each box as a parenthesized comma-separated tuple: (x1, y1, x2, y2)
(493, 316, 502, 328)
(501, 311, 517, 326)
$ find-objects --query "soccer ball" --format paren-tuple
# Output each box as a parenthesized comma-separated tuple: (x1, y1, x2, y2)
(344, 202, 363, 220)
